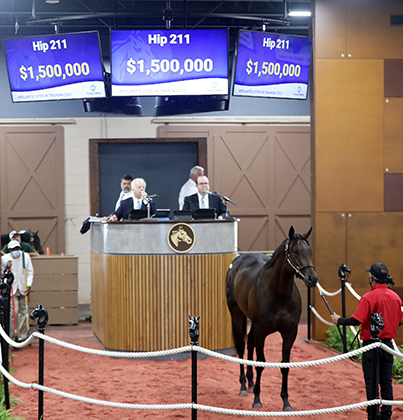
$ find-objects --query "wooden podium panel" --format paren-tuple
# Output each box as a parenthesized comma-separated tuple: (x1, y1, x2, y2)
(90, 220, 238, 352)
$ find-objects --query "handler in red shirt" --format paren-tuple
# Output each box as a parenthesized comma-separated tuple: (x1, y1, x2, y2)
(331, 262, 402, 420)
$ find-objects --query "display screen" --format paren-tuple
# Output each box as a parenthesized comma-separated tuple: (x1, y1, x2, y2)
(233, 31, 312, 100)
(3, 31, 106, 102)
(111, 29, 229, 96)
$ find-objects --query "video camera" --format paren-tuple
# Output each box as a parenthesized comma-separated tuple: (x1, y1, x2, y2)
(0, 267, 14, 292)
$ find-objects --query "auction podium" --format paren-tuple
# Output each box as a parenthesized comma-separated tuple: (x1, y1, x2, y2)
(90, 219, 238, 352)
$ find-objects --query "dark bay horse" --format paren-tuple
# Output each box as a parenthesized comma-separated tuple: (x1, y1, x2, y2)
(226, 226, 318, 411)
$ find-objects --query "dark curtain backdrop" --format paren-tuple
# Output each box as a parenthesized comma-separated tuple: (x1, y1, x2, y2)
(98, 142, 197, 216)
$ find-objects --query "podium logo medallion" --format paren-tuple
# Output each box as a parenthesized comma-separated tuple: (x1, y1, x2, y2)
(168, 223, 195, 253)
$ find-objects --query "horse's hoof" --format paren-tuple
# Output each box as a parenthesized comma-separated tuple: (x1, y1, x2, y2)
(247, 387, 254, 394)
(252, 402, 262, 409)
(283, 406, 293, 412)
(239, 390, 249, 397)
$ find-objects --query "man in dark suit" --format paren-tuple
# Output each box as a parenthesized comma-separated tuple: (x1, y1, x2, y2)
(183, 175, 227, 219)
(108, 178, 156, 221)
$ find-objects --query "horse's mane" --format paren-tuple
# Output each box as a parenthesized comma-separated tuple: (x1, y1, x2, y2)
(263, 238, 288, 270)
(262, 233, 309, 271)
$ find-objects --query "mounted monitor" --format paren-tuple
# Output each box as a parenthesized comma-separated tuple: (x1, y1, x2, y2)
(233, 30, 312, 100)
(110, 29, 229, 97)
(3, 31, 106, 102)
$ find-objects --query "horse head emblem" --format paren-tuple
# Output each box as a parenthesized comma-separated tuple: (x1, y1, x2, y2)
(171, 227, 192, 247)
(188, 315, 200, 345)
(30, 304, 49, 329)
(167, 224, 195, 253)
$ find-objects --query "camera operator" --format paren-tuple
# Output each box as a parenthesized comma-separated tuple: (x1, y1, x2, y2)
(331, 262, 402, 420)
(1, 240, 34, 341)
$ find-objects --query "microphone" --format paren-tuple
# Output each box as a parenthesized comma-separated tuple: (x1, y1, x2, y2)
(142, 194, 159, 204)
(213, 191, 236, 206)
(206, 191, 215, 196)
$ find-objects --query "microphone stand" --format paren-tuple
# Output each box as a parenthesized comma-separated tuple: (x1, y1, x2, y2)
(212, 191, 236, 219)
(141, 194, 158, 221)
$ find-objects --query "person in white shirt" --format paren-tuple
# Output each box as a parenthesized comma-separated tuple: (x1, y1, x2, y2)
(114, 174, 134, 210)
(178, 165, 204, 210)
(1, 240, 34, 341)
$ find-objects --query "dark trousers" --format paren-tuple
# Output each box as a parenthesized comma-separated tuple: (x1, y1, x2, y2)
(362, 340, 394, 420)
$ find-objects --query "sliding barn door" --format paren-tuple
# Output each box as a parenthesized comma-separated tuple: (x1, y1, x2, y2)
(0, 126, 65, 254)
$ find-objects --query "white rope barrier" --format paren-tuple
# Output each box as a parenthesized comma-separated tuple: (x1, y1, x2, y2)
(345, 282, 362, 301)
(0, 324, 192, 358)
(2, 359, 402, 417)
(2, 323, 403, 416)
(309, 306, 333, 326)
(316, 282, 341, 297)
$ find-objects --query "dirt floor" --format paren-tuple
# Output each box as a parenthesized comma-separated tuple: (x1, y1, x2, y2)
(7, 321, 403, 419)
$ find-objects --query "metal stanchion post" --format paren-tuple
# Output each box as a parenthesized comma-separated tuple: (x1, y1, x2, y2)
(338, 264, 351, 353)
(188, 316, 200, 420)
(307, 287, 311, 340)
(30, 304, 48, 420)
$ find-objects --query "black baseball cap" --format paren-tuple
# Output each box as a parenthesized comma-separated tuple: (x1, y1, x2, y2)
(366, 262, 389, 282)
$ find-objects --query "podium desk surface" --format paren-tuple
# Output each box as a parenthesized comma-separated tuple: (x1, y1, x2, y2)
(91, 219, 238, 255)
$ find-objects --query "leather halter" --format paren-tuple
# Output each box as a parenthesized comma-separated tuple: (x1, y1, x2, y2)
(284, 237, 315, 280)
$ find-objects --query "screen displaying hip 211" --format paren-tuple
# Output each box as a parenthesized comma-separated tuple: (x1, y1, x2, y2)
(233, 30, 312, 100)
(3, 31, 106, 103)
(110, 29, 229, 97)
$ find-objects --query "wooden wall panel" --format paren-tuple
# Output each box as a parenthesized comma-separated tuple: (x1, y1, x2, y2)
(384, 60, 403, 97)
(384, 174, 403, 211)
(315, 59, 384, 212)
(346, 0, 403, 59)
(347, 212, 403, 283)
(91, 252, 235, 352)
(314, 0, 347, 59)
(385, 98, 403, 172)
(313, 212, 347, 340)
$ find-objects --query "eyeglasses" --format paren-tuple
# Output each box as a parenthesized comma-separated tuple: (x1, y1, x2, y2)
(198, 182, 209, 185)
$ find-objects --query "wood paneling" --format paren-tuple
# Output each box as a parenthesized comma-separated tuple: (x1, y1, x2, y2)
(91, 252, 235, 352)
(385, 174, 403, 211)
(313, 212, 347, 340)
(315, 0, 347, 59)
(346, 0, 403, 59)
(30, 256, 78, 325)
(315, 59, 384, 212)
(0, 126, 65, 253)
(384, 60, 403, 97)
(314, 212, 403, 342)
(385, 98, 403, 172)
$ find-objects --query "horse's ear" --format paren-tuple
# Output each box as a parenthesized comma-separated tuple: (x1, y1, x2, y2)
(303, 227, 313, 240)
(288, 226, 295, 239)
(34, 230, 39, 235)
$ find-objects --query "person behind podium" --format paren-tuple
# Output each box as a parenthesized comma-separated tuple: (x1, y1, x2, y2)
(114, 174, 134, 210)
(182, 175, 226, 219)
(178, 165, 204, 210)
(108, 178, 156, 221)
